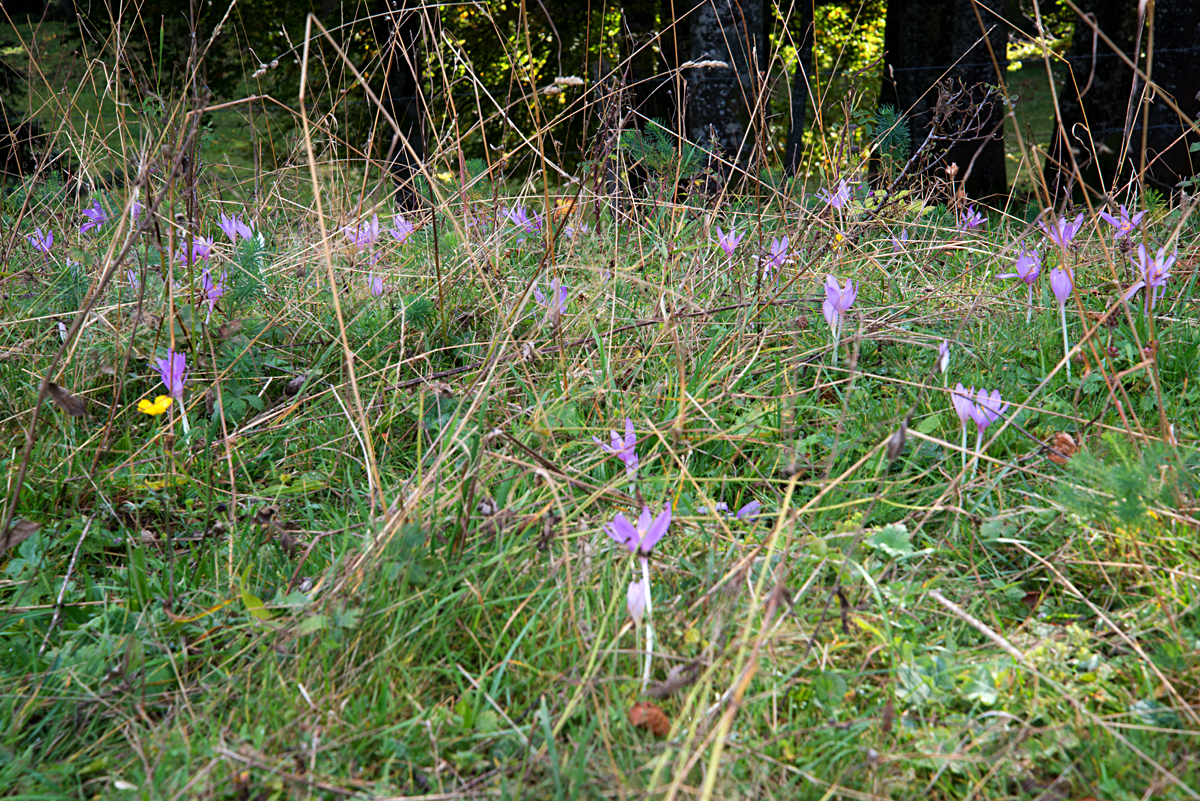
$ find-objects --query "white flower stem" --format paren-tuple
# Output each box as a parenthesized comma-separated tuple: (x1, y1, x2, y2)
(1025, 285, 1032, 324)
(961, 426, 968, 472)
(1059, 304, 1071, 380)
(640, 556, 654, 691)
(830, 318, 840, 369)
(973, 429, 983, 479)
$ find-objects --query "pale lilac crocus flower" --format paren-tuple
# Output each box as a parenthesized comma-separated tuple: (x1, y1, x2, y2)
(504, 206, 541, 237)
(80, 201, 108, 235)
(201, 269, 226, 322)
(715, 226, 745, 257)
(1098, 205, 1145, 240)
(218, 212, 241, 242)
(998, 250, 1042, 322)
(938, 339, 950, 379)
(344, 215, 380, 251)
(368, 274, 385, 297)
(1050, 267, 1074, 378)
(1041, 213, 1083, 250)
(892, 228, 909, 253)
(822, 275, 857, 366)
(126, 268, 139, 290)
(563, 223, 590, 239)
(594, 417, 638, 479)
(154, 348, 188, 401)
(178, 236, 214, 264)
(819, 179, 851, 210)
(959, 206, 986, 230)
(533, 280, 568, 316)
(950, 382, 977, 469)
(1124, 243, 1175, 314)
(968, 388, 1009, 473)
(756, 236, 790, 279)
(389, 215, 416, 244)
(606, 503, 671, 688)
(28, 228, 53, 254)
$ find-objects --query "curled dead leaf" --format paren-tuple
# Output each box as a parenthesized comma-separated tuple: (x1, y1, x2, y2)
(1047, 432, 1079, 464)
(44, 380, 88, 417)
(1, 519, 40, 554)
(628, 701, 670, 738)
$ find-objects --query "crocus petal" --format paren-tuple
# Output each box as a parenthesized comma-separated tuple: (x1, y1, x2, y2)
(607, 514, 639, 552)
(627, 581, 646, 625)
(638, 504, 672, 555)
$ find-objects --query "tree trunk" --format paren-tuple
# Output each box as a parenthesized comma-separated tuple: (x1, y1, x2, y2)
(879, 0, 1008, 199)
(381, 0, 426, 209)
(687, 0, 765, 168)
(783, 0, 814, 175)
(1142, 2, 1200, 194)
(1043, 1, 1139, 201)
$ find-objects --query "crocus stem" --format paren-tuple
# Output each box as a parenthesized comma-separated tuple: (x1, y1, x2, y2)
(1025, 285, 1032, 325)
(831, 320, 840, 369)
(961, 426, 968, 472)
(1059, 304, 1071, 380)
(973, 429, 983, 479)
(640, 556, 654, 691)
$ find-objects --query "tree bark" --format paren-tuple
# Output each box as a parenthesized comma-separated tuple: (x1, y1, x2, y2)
(783, 0, 814, 175)
(380, 0, 426, 209)
(1142, 1, 1200, 194)
(879, 0, 1008, 199)
(1043, 1, 1139, 201)
(687, 0, 765, 168)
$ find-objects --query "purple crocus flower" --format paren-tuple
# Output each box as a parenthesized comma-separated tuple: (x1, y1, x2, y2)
(28, 228, 53, 253)
(80, 201, 108, 235)
(971, 388, 1009, 436)
(892, 228, 909, 253)
(344, 215, 380, 251)
(533, 280, 568, 315)
(951, 383, 977, 429)
(715, 226, 745, 257)
(606, 503, 672, 557)
(201, 269, 226, 321)
(368, 273, 385, 297)
(1050, 267, 1075, 378)
(389, 215, 416, 244)
(563, 223, 590, 239)
(504, 206, 541, 235)
(1041, 213, 1083, 249)
(178, 236, 214, 264)
(822, 275, 857, 335)
(126, 268, 139, 290)
(756, 235, 791, 277)
(154, 348, 188, 401)
(218, 212, 240, 242)
(819, 180, 851, 210)
(1049, 267, 1073, 311)
(1098, 205, 1146, 240)
(1124, 243, 1176, 313)
(938, 340, 950, 375)
(998, 250, 1042, 321)
(959, 206, 986, 230)
(594, 417, 638, 478)
(734, 500, 761, 521)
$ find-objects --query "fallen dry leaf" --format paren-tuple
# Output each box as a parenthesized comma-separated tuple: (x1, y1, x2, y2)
(628, 702, 670, 738)
(44, 380, 88, 417)
(1047, 432, 1079, 464)
(1, 519, 40, 554)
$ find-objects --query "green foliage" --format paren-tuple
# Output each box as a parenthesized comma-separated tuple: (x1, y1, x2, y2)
(619, 118, 705, 181)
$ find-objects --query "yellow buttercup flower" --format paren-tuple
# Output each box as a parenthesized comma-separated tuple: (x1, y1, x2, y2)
(137, 395, 173, 416)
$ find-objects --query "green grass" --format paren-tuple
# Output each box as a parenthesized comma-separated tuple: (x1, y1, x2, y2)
(4, 8, 1200, 801)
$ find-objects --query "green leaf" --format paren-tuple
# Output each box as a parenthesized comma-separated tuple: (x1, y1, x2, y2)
(867, 523, 912, 557)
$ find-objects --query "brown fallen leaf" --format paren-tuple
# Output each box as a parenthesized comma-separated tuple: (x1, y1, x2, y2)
(1047, 432, 1079, 464)
(628, 702, 670, 738)
(44, 380, 88, 417)
(1, 519, 40, 554)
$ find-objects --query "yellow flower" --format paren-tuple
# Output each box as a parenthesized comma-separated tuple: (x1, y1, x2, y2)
(138, 395, 173, 416)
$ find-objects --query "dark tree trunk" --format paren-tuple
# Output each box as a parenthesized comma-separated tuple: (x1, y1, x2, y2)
(687, 0, 765, 168)
(1043, 1, 1139, 201)
(783, 0, 814, 175)
(879, 0, 1008, 199)
(620, 0, 681, 126)
(1142, 2, 1200, 194)
(381, 0, 426, 209)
